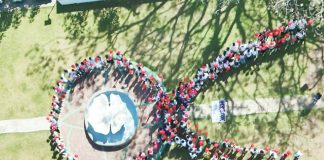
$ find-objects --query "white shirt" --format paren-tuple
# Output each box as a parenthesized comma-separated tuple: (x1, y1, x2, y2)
(297, 19, 307, 30)
(181, 140, 187, 147)
(294, 151, 303, 158)
(175, 136, 181, 144)
(269, 151, 278, 158)
(296, 31, 305, 39)
(239, 44, 248, 52)
(231, 45, 239, 53)
(288, 21, 297, 30)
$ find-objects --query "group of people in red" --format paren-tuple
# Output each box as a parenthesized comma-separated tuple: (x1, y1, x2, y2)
(47, 18, 312, 160)
(47, 50, 166, 159)
(134, 18, 312, 160)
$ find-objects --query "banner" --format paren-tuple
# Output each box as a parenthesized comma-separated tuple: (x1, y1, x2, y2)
(211, 100, 226, 123)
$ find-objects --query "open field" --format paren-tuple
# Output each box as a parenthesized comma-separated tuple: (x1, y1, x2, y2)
(0, 131, 52, 160)
(164, 109, 324, 160)
(1, 0, 322, 120)
(1, 109, 323, 159)
(0, 0, 323, 159)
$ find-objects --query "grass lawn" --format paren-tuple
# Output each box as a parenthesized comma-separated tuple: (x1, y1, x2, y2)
(0, 0, 322, 120)
(0, 109, 323, 160)
(0, 131, 53, 160)
(0, 0, 323, 159)
(164, 109, 324, 160)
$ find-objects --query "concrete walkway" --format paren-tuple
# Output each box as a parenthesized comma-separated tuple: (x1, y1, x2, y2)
(0, 117, 49, 134)
(0, 96, 323, 134)
(192, 95, 324, 118)
(229, 96, 324, 115)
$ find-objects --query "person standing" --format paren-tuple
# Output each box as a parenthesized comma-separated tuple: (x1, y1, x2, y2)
(293, 151, 302, 160)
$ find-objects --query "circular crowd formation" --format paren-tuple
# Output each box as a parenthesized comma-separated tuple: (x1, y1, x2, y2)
(47, 18, 313, 160)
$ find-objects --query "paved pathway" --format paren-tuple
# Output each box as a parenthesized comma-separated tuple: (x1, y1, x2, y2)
(0, 116, 48, 134)
(1, 95, 323, 134)
(191, 95, 324, 119)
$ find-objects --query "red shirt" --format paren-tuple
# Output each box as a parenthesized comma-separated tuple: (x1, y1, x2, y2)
(228, 52, 233, 59)
(273, 29, 280, 37)
(235, 55, 240, 60)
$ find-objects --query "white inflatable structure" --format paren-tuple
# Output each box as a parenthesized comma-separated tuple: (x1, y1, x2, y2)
(85, 90, 138, 146)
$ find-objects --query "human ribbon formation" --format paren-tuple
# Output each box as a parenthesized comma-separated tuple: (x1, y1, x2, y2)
(47, 18, 313, 160)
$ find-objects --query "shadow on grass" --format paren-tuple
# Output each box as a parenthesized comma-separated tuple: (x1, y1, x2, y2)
(18, 0, 323, 158)
(164, 0, 323, 157)
(54, 0, 303, 91)
(175, 39, 322, 159)
(0, 8, 28, 43)
(0, 1, 48, 43)
(46, 133, 64, 160)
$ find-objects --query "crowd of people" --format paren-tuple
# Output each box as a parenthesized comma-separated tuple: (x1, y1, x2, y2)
(134, 18, 312, 160)
(47, 50, 166, 159)
(47, 18, 312, 160)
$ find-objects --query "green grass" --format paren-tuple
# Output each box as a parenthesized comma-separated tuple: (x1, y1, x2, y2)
(164, 109, 324, 160)
(0, 0, 323, 159)
(0, 109, 322, 160)
(0, 131, 53, 160)
(0, 0, 322, 120)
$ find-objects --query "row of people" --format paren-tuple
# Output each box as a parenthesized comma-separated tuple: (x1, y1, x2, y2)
(48, 18, 312, 160)
(136, 18, 312, 160)
(48, 50, 165, 160)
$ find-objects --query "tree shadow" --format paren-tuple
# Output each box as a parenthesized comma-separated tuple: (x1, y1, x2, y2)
(0, 8, 28, 43)
(164, 5, 323, 157)
(0, 1, 47, 43)
(184, 39, 322, 159)
(28, 0, 231, 92)
(16, 0, 322, 158)
(29, 6, 40, 23)
(46, 133, 64, 160)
